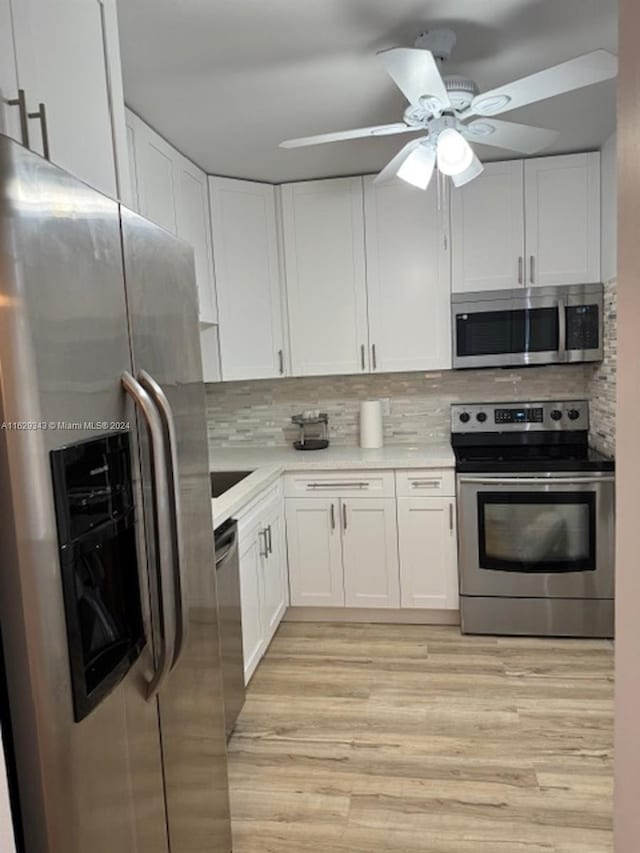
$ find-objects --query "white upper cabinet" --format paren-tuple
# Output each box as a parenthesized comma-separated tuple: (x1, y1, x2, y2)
(451, 161, 525, 293)
(209, 177, 284, 381)
(175, 155, 218, 324)
(9, 0, 126, 200)
(282, 178, 369, 376)
(341, 497, 400, 608)
(126, 110, 219, 326)
(364, 177, 451, 372)
(0, 0, 19, 143)
(130, 113, 178, 234)
(524, 153, 601, 287)
(451, 153, 601, 294)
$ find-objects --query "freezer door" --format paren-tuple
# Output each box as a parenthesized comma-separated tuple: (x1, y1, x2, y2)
(0, 137, 169, 852)
(120, 208, 232, 853)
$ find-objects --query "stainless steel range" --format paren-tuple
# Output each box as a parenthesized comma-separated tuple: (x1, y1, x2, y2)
(452, 400, 614, 638)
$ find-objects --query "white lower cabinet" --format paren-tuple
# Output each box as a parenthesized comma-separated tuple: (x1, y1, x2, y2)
(285, 468, 458, 614)
(286, 494, 400, 609)
(237, 485, 288, 683)
(397, 497, 458, 609)
(285, 498, 344, 606)
(342, 498, 400, 608)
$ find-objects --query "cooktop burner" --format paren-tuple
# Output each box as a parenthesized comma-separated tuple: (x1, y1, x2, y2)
(450, 400, 615, 474)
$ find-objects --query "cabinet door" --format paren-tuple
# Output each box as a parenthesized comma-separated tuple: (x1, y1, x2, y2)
(364, 177, 451, 372)
(238, 520, 265, 683)
(282, 178, 369, 376)
(285, 499, 344, 606)
(451, 161, 525, 293)
(131, 113, 178, 234)
(261, 499, 288, 645)
(125, 109, 139, 210)
(11, 0, 118, 198)
(175, 155, 218, 323)
(209, 177, 284, 380)
(397, 498, 458, 609)
(0, 0, 20, 143)
(524, 153, 601, 286)
(341, 498, 400, 608)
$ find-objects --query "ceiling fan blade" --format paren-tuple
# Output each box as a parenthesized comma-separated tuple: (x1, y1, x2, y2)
(464, 49, 617, 118)
(378, 47, 451, 110)
(463, 119, 559, 155)
(374, 139, 424, 184)
(280, 122, 417, 149)
(451, 153, 484, 188)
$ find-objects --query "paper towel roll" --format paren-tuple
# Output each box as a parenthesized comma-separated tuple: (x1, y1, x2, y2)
(360, 400, 383, 449)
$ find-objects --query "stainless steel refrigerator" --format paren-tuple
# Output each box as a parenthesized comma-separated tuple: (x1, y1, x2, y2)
(0, 134, 232, 851)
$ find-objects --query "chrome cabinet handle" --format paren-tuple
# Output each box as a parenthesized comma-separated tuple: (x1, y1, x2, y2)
(342, 502, 348, 531)
(372, 343, 377, 371)
(138, 370, 188, 671)
(330, 503, 336, 531)
(122, 371, 175, 700)
(307, 481, 369, 490)
(411, 480, 440, 489)
(360, 344, 366, 371)
(7, 89, 29, 149)
(518, 256, 523, 285)
(28, 101, 49, 160)
(278, 349, 284, 375)
(267, 524, 273, 555)
(529, 255, 535, 284)
(449, 502, 454, 531)
(259, 529, 269, 558)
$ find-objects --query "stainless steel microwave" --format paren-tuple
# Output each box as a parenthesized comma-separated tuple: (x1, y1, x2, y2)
(452, 283, 603, 370)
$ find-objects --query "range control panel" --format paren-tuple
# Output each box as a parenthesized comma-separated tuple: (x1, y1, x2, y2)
(451, 401, 589, 433)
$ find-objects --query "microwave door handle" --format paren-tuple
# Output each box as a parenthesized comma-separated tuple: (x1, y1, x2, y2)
(138, 370, 188, 672)
(558, 298, 567, 362)
(122, 371, 175, 700)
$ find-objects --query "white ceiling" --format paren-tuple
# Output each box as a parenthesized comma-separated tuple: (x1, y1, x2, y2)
(117, 0, 618, 183)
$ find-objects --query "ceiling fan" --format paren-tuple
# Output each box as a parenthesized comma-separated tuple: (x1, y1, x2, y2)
(280, 29, 617, 191)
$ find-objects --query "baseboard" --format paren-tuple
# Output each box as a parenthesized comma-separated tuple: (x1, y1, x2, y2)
(283, 607, 461, 625)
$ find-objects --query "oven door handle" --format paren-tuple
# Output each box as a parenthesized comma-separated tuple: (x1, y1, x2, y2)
(458, 476, 614, 486)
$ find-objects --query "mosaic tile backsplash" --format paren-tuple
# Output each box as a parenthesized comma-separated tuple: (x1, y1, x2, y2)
(206, 364, 595, 448)
(588, 278, 617, 457)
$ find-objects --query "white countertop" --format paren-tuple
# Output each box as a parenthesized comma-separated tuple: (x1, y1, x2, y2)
(210, 443, 454, 529)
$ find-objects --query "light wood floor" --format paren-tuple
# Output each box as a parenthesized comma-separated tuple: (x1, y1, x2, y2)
(227, 623, 614, 853)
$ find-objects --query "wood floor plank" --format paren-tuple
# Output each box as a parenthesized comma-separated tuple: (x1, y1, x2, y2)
(228, 623, 613, 852)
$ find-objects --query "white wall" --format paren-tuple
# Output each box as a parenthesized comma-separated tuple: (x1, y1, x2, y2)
(601, 131, 617, 282)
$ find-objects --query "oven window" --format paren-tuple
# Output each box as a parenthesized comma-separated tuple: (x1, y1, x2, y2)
(456, 307, 559, 357)
(478, 492, 596, 573)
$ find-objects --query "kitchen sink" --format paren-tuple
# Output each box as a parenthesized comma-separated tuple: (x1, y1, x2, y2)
(210, 470, 254, 498)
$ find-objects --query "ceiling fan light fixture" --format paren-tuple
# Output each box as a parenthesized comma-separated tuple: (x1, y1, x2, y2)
(397, 143, 436, 190)
(473, 94, 512, 115)
(436, 128, 474, 176)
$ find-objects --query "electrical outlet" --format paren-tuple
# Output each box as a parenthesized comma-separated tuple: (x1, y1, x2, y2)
(380, 398, 391, 416)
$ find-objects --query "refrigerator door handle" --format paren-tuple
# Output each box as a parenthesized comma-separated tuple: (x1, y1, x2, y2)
(138, 369, 188, 671)
(122, 371, 175, 699)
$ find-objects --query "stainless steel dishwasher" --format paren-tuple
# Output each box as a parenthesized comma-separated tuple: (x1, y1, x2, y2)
(214, 519, 245, 739)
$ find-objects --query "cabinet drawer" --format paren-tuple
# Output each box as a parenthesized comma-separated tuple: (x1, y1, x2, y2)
(284, 470, 395, 499)
(395, 469, 455, 498)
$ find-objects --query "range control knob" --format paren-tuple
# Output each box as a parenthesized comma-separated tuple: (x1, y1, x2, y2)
(476, 412, 487, 423)
(459, 412, 471, 424)
(550, 409, 563, 421)
(567, 409, 581, 421)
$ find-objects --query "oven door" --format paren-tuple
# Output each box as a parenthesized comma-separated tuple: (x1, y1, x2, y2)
(457, 473, 615, 598)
